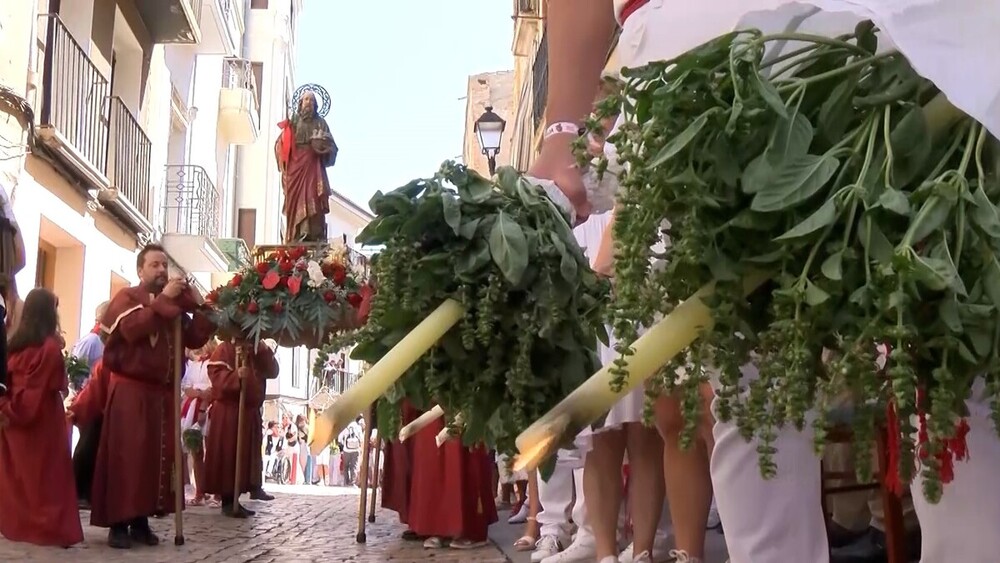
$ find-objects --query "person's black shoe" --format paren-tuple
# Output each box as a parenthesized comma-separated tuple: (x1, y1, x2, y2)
(830, 527, 886, 563)
(129, 518, 160, 546)
(221, 498, 255, 518)
(250, 488, 275, 501)
(828, 521, 868, 549)
(108, 526, 132, 549)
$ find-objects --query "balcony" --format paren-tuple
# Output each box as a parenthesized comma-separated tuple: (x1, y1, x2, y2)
(512, 0, 543, 57)
(197, 0, 243, 55)
(218, 58, 261, 145)
(160, 164, 230, 274)
(532, 30, 548, 132)
(134, 0, 203, 44)
(36, 15, 154, 235)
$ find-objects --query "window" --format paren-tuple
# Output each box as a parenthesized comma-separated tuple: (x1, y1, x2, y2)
(251, 0, 268, 9)
(237, 208, 257, 249)
(250, 62, 263, 109)
(35, 243, 56, 290)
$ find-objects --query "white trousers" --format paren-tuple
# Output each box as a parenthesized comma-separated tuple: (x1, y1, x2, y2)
(538, 449, 587, 542)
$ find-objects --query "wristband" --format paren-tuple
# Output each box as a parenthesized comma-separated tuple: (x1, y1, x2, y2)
(543, 122, 583, 139)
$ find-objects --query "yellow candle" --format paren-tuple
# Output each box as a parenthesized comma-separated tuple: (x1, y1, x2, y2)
(310, 298, 466, 455)
(514, 273, 769, 471)
(399, 405, 445, 442)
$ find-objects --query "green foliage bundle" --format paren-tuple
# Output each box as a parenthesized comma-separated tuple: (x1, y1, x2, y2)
(584, 22, 1000, 500)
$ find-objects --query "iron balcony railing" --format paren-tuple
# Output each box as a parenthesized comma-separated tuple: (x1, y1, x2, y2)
(222, 57, 260, 117)
(532, 30, 549, 131)
(108, 97, 153, 223)
(515, 0, 538, 14)
(317, 368, 360, 395)
(39, 14, 110, 176)
(162, 164, 222, 239)
(39, 15, 154, 227)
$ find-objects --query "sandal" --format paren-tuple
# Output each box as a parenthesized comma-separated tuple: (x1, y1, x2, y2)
(206, 497, 222, 508)
(186, 497, 205, 507)
(451, 538, 488, 550)
(423, 537, 445, 549)
(513, 535, 536, 551)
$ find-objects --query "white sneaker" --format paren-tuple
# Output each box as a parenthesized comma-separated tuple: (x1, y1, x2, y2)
(668, 550, 703, 563)
(530, 535, 562, 563)
(619, 536, 674, 562)
(539, 537, 597, 563)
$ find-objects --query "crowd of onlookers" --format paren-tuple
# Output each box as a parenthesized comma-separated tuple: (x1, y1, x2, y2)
(261, 411, 378, 488)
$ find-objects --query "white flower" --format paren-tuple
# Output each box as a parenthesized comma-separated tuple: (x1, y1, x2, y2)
(306, 261, 326, 288)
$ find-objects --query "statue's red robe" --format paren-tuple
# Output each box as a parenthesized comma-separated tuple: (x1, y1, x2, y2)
(89, 286, 215, 527)
(0, 336, 84, 547)
(203, 341, 278, 496)
(405, 415, 498, 542)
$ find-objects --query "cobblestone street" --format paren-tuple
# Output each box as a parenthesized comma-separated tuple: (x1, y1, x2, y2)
(0, 485, 509, 562)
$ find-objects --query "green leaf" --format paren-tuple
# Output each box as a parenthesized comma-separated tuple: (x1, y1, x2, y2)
(804, 280, 830, 306)
(939, 297, 963, 333)
(740, 155, 772, 195)
(457, 176, 495, 204)
(818, 78, 857, 144)
(559, 250, 579, 284)
(455, 239, 491, 276)
(877, 188, 911, 216)
(774, 198, 838, 241)
(889, 105, 933, 187)
(649, 112, 709, 168)
(821, 251, 844, 281)
(751, 154, 840, 212)
(857, 216, 894, 264)
(970, 186, 1000, 238)
(767, 113, 813, 166)
(911, 255, 963, 294)
(442, 193, 462, 235)
(458, 217, 482, 239)
(753, 73, 789, 119)
(488, 211, 530, 285)
(981, 255, 1000, 310)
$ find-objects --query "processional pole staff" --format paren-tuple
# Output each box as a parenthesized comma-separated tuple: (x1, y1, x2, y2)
(172, 317, 186, 545)
(232, 339, 249, 515)
(355, 402, 376, 544)
(367, 421, 381, 524)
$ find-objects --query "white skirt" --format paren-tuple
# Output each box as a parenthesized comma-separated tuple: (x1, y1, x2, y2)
(575, 328, 645, 454)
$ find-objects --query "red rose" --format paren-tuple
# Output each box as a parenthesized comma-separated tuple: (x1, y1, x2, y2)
(347, 292, 363, 307)
(287, 275, 302, 296)
(321, 263, 334, 277)
(279, 260, 294, 274)
(262, 270, 281, 290)
(229, 274, 243, 287)
(272, 301, 283, 313)
(332, 264, 347, 286)
(205, 290, 219, 303)
(291, 246, 307, 260)
(247, 301, 259, 314)
(256, 262, 270, 275)
(323, 290, 336, 303)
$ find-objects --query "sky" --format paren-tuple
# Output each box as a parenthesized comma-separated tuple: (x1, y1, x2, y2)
(296, 1, 516, 212)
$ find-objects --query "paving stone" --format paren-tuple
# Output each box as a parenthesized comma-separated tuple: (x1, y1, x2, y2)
(0, 485, 509, 562)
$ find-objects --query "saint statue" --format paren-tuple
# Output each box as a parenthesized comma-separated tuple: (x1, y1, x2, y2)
(275, 90, 338, 243)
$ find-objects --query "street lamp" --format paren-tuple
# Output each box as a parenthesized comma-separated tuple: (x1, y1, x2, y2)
(474, 105, 506, 176)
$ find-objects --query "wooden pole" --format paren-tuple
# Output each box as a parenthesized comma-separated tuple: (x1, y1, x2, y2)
(367, 431, 381, 523)
(232, 341, 248, 515)
(172, 318, 185, 546)
(355, 404, 375, 543)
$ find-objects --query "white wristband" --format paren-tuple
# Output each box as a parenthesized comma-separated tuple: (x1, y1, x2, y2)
(543, 122, 582, 139)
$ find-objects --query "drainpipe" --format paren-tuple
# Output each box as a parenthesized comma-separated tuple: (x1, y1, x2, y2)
(231, 0, 252, 239)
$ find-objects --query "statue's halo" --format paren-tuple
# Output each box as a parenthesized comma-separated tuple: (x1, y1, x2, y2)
(291, 83, 331, 118)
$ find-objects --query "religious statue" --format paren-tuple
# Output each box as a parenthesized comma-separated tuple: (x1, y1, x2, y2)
(275, 85, 338, 243)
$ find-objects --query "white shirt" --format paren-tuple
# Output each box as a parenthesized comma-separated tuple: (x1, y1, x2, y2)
(182, 359, 213, 392)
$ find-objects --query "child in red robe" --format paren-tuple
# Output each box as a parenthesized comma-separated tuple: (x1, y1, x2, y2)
(0, 288, 83, 547)
(406, 414, 498, 550)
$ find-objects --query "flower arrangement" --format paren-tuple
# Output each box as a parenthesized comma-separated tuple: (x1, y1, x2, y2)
(64, 353, 90, 392)
(207, 243, 370, 348)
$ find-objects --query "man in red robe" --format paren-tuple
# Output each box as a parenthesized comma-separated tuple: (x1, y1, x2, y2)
(405, 414, 499, 549)
(381, 400, 421, 536)
(203, 339, 278, 517)
(274, 90, 337, 243)
(89, 244, 216, 549)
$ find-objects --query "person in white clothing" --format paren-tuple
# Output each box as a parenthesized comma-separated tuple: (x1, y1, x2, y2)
(181, 340, 217, 507)
(532, 450, 587, 562)
(530, 2, 1000, 563)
